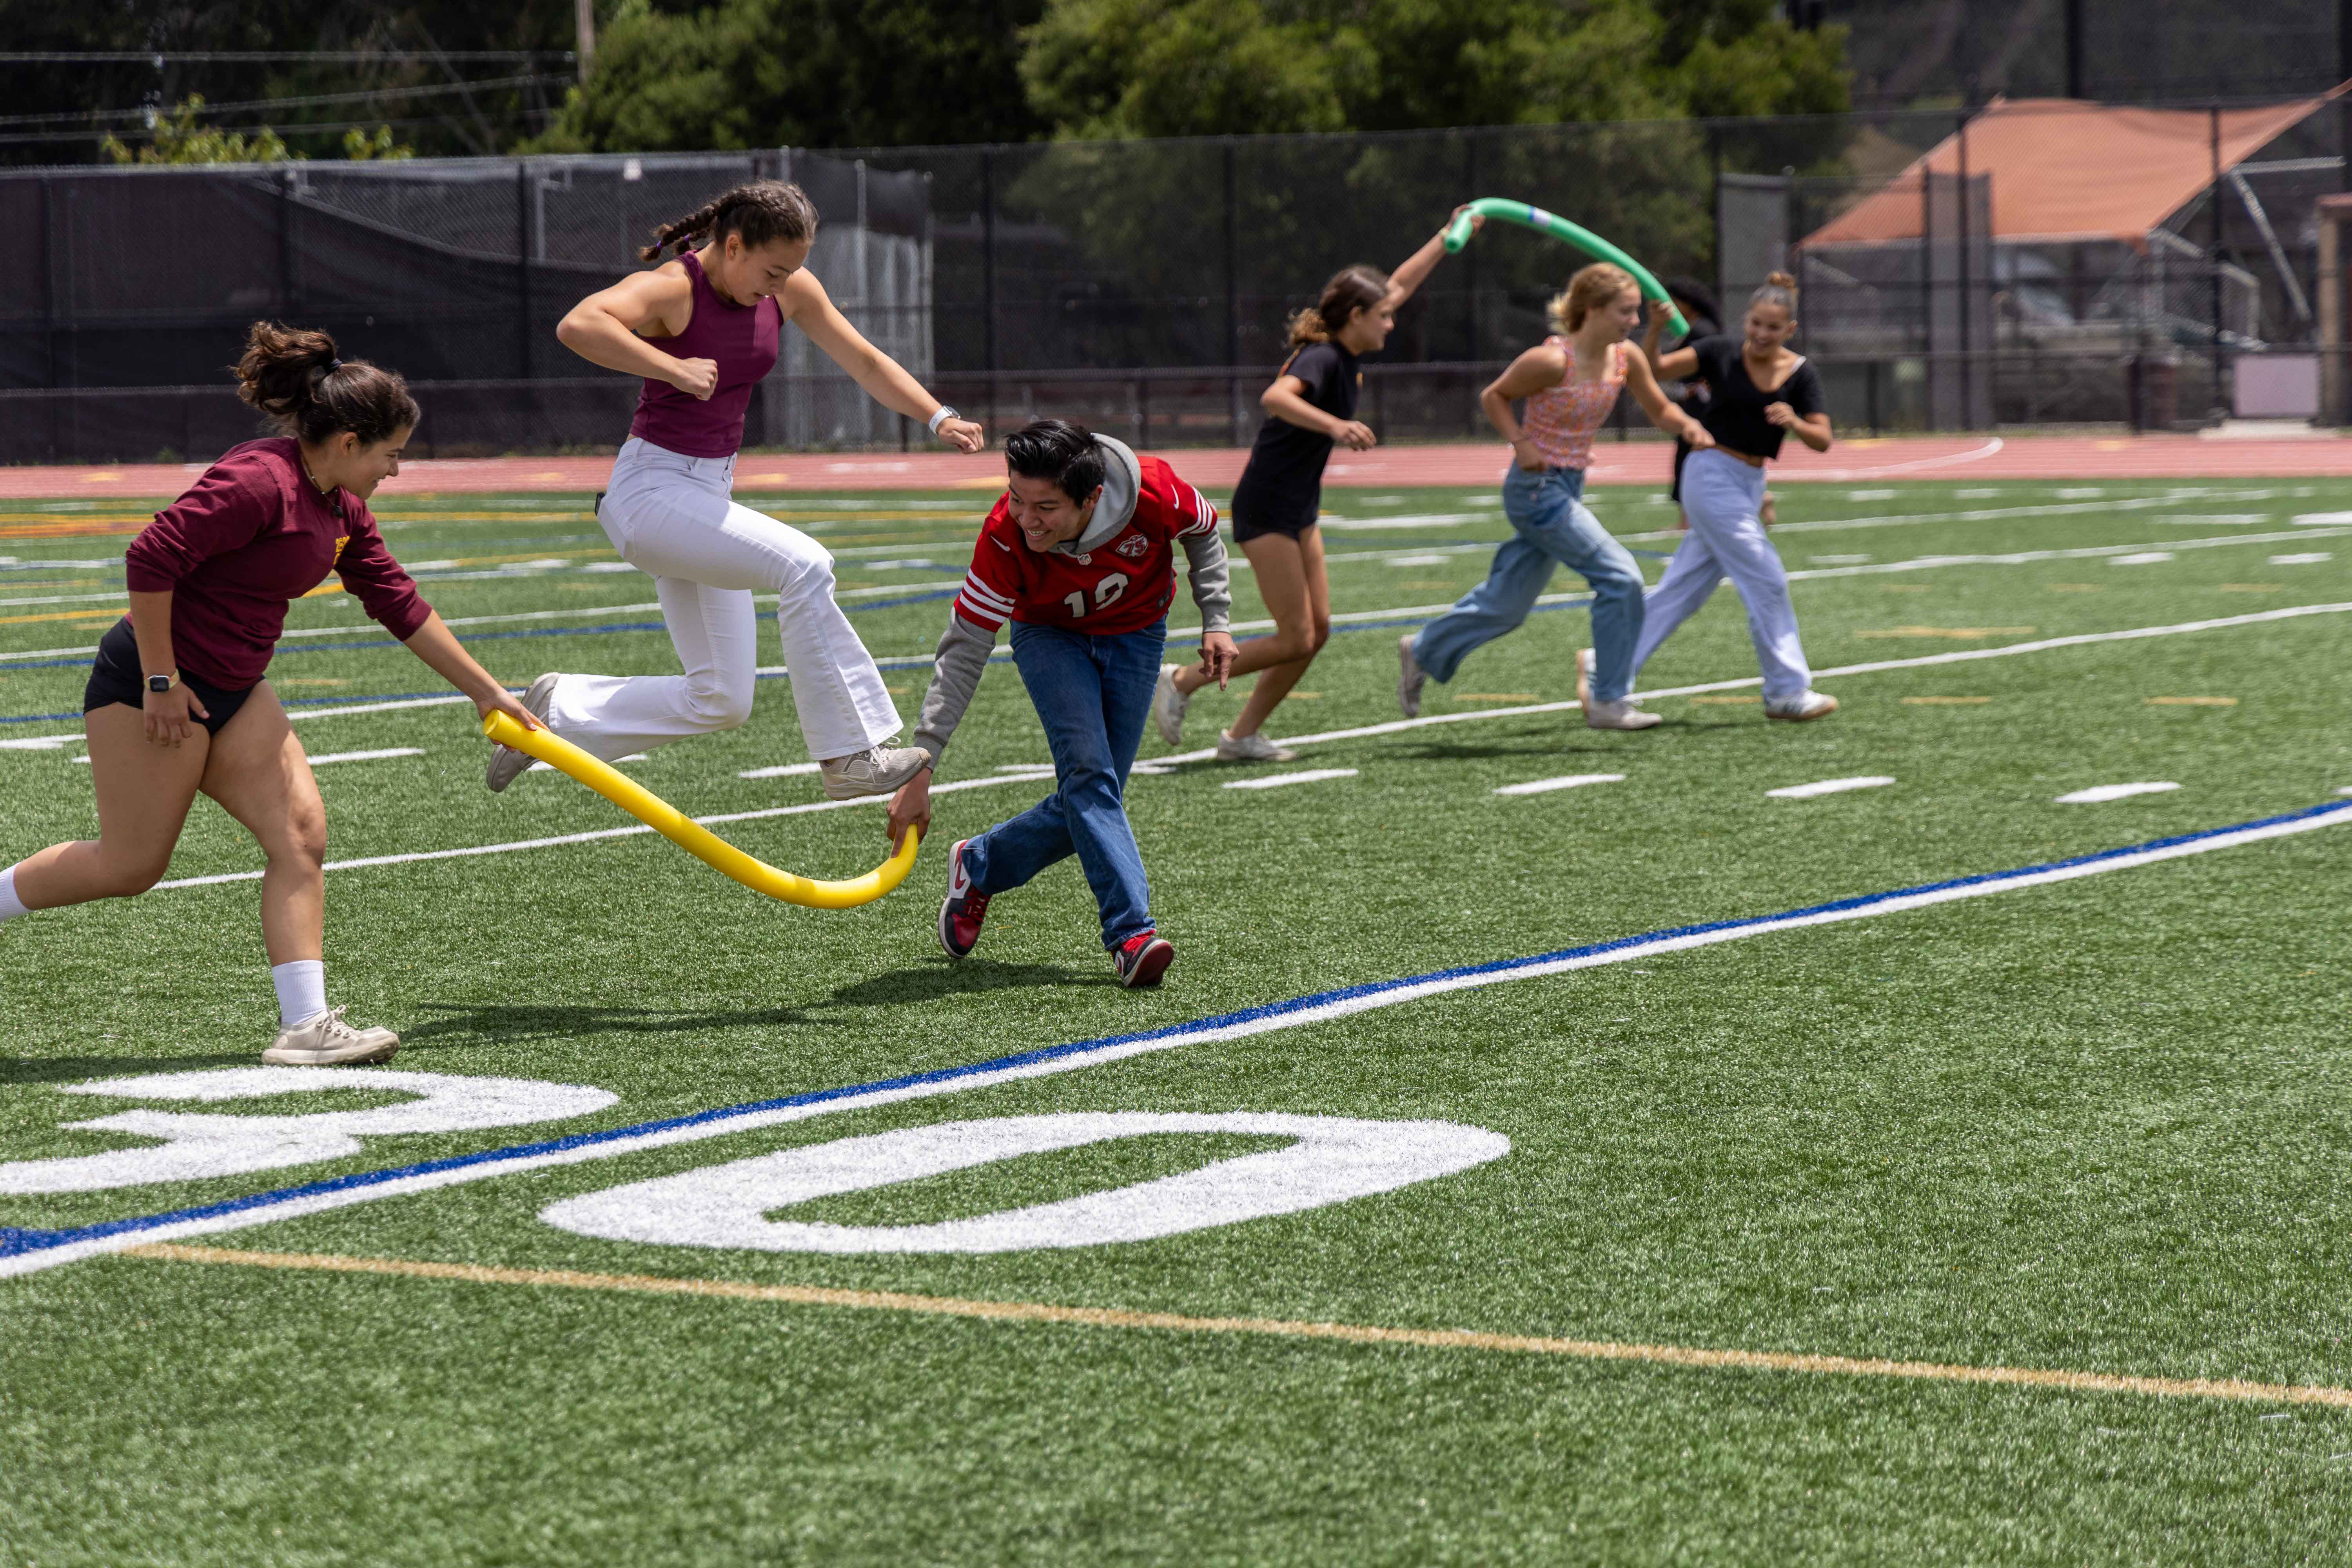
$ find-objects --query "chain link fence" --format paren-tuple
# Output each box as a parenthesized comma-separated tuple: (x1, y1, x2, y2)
(2, 104, 2342, 461)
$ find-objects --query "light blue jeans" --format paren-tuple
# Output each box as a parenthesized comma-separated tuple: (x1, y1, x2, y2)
(1410, 465, 1647, 702)
(1631, 447, 1812, 704)
(960, 617, 1165, 952)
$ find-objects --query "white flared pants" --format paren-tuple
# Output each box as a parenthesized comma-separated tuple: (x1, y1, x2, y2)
(544, 437, 903, 763)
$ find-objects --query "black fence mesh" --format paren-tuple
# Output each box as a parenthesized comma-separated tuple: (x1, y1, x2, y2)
(2, 105, 2343, 461)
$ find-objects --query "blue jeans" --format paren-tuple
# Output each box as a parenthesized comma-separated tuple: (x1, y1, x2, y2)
(961, 618, 1165, 951)
(1410, 465, 1647, 702)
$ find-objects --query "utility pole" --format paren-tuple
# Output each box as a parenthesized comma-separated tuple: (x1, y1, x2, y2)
(576, 0, 595, 80)
(2065, 0, 2086, 98)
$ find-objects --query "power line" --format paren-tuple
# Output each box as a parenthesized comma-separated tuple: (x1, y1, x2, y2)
(0, 112, 548, 150)
(0, 51, 573, 65)
(0, 74, 572, 130)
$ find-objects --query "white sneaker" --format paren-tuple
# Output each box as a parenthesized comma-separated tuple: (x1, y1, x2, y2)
(1765, 691, 1840, 722)
(819, 743, 931, 800)
(485, 672, 563, 793)
(1216, 729, 1297, 762)
(1151, 662, 1191, 746)
(1397, 634, 1426, 718)
(262, 1005, 400, 1066)
(1586, 699, 1663, 731)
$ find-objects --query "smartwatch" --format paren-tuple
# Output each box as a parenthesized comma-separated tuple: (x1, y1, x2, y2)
(146, 671, 176, 695)
(927, 406, 959, 436)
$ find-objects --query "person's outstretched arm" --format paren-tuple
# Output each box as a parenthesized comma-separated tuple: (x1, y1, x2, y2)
(554, 268, 715, 397)
(401, 615, 546, 732)
(1622, 350, 1713, 448)
(783, 270, 985, 452)
(1643, 305, 1700, 382)
(1383, 207, 1483, 310)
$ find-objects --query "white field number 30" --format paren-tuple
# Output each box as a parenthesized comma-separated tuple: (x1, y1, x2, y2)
(1, 1073, 1508, 1252)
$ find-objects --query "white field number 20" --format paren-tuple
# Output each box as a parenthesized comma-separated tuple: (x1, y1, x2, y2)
(0, 1072, 1507, 1253)
(1063, 571, 1129, 620)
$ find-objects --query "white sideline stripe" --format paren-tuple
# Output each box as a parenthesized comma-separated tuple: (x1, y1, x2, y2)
(307, 748, 426, 766)
(1621, 485, 2304, 543)
(1767, 776, 1896, 800)
(2056, 782, 2181, 804)
(739, 762, 822, 779)
(148, 772, 1046, 891)
(1495, 774, 1625, 796)
(1148, 601, 2352, 767)
(1221, 769, 1359, 791)
(18, 798, 2347, 1279)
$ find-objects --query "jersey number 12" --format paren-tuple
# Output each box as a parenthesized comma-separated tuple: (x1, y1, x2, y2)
(1063, 572, 1130, 620)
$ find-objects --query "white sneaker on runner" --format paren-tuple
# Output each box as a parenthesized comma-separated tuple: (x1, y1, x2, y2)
(1764, 691, 1840, 723)
(1216, 730, 1297, 763)
(1397, 634, 1426, 718)
(261, 1005, 400, 1066)
(1586, 699, 1663, 731)
(1151, 662, 1191, 746)
(485, 672, 563, 793)
(819, 743, 931, 800)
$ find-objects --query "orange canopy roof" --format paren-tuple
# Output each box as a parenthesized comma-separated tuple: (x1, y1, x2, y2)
(1801, 92, 2345, 250)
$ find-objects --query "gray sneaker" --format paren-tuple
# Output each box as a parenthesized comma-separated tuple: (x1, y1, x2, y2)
(1397, 634, 1426, 718)
(485, 672, 563, 793)
(819, 743, 931, 800)
(1151, 662, 1191, 746)
(1216, 729, 1297, 763)
(262, 1005, 400, 1066)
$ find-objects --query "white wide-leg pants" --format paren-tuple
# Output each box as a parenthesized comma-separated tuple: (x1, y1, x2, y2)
(1630, 446, 1813, 703)
(544, 437, 903, 763)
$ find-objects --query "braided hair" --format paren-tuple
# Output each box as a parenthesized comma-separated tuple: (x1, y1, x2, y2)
(233, 321, 417, 446)
(640, 180, 819, 263)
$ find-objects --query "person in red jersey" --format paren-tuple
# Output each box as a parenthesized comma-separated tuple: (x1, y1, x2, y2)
(887, 419, 1237, 987)
(0, 323, 541, 1066)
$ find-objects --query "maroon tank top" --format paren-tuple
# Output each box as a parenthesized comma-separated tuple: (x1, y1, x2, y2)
(626, 250, 782, 459)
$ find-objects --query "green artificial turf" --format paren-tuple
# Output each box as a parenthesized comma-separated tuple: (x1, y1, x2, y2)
(3, 476, 2351, 1563)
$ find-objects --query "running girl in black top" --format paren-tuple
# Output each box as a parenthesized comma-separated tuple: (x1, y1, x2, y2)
(1629, 272, 1840, 721)
(1150, 209, 1478, 762)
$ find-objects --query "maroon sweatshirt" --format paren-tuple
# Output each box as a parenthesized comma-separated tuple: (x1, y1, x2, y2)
(123, 438, 433, 690)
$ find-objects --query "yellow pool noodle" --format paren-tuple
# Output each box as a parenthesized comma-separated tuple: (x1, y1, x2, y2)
(481, 711, 919, 909)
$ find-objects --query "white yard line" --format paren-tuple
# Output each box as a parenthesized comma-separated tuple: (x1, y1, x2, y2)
(1767, 776, 1896, 800)
(17, 795, 2347, 1279)
(1221, 769, 1358, 791)
(1495, 774, 1625, 796)
(2056, 782, 2181, 804)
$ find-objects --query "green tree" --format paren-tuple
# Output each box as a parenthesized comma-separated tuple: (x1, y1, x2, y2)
(528, 0, 1049, 152)
(1019, 0, 1849, 139)
(101, 97, 296, 164)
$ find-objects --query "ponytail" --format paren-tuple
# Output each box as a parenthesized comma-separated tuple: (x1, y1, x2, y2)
(1285, 264, 1390, 351)
(1750, 270, 1798, 315)
(642, 180, 818, 263)
(233, 321, 417, 446)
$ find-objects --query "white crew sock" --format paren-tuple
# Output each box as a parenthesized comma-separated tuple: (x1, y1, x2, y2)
(270, 960, 328, 1027)
(0, 864, 28, 923)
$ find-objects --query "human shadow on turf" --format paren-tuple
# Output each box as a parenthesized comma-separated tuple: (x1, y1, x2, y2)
(823, 959, 1116, 1006)
(2, 1053, 254, 1085)
(395, 1001, 821, 1047)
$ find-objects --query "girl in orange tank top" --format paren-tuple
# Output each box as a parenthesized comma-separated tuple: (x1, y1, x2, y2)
(1399, 263, 1711, 730)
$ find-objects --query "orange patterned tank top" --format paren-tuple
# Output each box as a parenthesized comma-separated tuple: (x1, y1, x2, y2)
(1519, 337, 1626, 470)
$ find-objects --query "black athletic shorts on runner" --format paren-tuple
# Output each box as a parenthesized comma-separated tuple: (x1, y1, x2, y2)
(1229, 501, 1322, 544)
(83, 618, 256, 736)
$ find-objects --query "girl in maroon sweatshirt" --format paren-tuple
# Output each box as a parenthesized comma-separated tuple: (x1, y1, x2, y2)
(0, 323, 540, 1066)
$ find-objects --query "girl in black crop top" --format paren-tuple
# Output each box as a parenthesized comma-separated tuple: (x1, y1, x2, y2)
(1628, 272, 1842, 723)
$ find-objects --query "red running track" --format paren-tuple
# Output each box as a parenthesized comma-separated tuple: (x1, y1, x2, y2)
(5, 433, 2352, 499)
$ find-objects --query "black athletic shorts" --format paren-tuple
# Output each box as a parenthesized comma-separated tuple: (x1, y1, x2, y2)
(1229, 500, 1321, 544)
(83, 618, 256, 736)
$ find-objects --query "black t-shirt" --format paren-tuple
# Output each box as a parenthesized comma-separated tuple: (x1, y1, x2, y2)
(1686, 335, 1826, 460)
(1230, 341, 1360, 527)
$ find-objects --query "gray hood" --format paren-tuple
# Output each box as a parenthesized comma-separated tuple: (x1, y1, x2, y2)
(1055, 434, 1142, 556)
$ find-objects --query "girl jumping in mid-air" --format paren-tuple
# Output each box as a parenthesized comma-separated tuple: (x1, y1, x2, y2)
(1152, 210, 1475, 761)
(0, 323, 540, 1064)
(1632, 271, 1837, 721)
(487, 181, 985, 798)
(1398, 263, 1711, 729)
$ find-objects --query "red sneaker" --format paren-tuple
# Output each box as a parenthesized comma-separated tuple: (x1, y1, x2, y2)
(938, 839, 990, 960)
(1112, 931, 1174, 988)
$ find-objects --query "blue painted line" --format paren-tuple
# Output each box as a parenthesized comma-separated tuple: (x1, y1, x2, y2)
(7, 797, 2345, 1267)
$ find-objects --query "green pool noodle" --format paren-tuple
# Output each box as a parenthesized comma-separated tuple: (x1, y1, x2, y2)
(1443, 198, 1690, 339)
